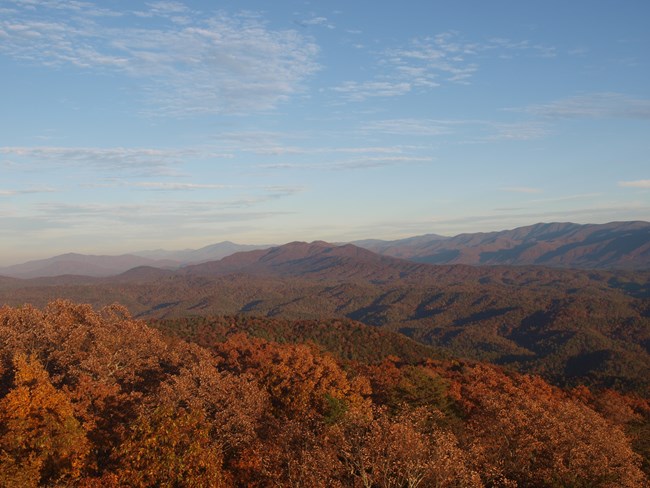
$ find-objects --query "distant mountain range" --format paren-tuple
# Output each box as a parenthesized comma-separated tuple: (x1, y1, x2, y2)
(0, 253, 179, 279)
(0, 242, 270, 279)
(354, 221, 650, 270)
(133, 241, 271, 263)
(1, 221, 648, 278)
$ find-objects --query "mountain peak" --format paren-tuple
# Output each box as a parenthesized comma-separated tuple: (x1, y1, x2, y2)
(181, 240, 426, 282)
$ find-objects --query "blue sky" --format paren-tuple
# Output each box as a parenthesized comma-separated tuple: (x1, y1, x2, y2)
(1, 0, 648, 264)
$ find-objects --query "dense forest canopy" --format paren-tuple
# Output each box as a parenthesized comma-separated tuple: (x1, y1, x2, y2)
(0, 301, 648, 487)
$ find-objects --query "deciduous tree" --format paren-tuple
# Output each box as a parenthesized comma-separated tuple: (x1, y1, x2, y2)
(0, 353, 89, 487)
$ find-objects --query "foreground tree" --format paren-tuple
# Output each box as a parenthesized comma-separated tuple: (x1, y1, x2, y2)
(0, 353, 89, 487)
(330, 406, 482, 488)
(115, 405, 227, 487)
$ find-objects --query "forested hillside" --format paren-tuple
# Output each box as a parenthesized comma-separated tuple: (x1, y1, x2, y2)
(0, 301, 648, 486)
(2, 247, 648, 396)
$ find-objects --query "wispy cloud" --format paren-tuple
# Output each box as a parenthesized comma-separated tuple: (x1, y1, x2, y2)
(332, 81, 413, 101)
(362, 118, 548, 141)
(295, 16, 335, 29)
(0, 187, 57, 196)
(328, 146, 406, 154)
(385, 33, 480, 86)
(0, 146, 231, 175)
(129, 182, 304, 200)
(212, 130, 412, 157)
(486, 122, 549, 141)
(262, 185, 304, 196)
(135, 1, 191, 23)
(250, 144, 411, 157)
(362, 119, 454, 136)
(619, 179, 650, 188)
(529, 193, 603, 204)
(26, 201, 292, 228)
(518, 93, 650, 119)
(500, 187, 543, 194)
(213, 130, 313, 154)
(215, 186, 304, 209)
(4, 0, 119, 16)
(334, 32, 556, 101)
(260, 155, 432, 171)
(426, 204, 650, 232)
(0, 2, 320, 115)
(133, 182, 232, 191)
(486, 37, 556, 58)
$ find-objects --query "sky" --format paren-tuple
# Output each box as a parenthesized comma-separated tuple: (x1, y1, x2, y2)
(0, 0, 649, 265)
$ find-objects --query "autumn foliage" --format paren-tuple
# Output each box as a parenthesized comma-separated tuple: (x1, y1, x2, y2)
(0, 300, 647, 487)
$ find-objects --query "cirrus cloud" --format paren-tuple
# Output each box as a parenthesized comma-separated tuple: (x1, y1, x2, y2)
(619, 179, 650, 188)
(518, 93, 650, 119)
(333, 32, 557, 101)
(0, 1, 320, 115)
(0, 146, 232, 176)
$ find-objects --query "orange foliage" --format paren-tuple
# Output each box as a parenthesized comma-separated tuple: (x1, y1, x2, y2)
(115, 405, 227, 487)
(329, 406, 481, 488)
(157, 355, 267, 457)
(213, 333, 371, 421)
(459, 364, 647, 487)
(0, 301, 647, 487)
(0, 353, 89, 487)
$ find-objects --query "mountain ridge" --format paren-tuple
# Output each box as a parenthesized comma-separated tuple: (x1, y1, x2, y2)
(355, 221, 650, 269)
(180, 240, 434, 283)
(1, 221, 648, 279)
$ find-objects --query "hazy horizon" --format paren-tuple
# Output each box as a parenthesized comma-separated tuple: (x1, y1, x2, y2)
(1, 218, 648, 267)
(1, 1, 648, 265)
